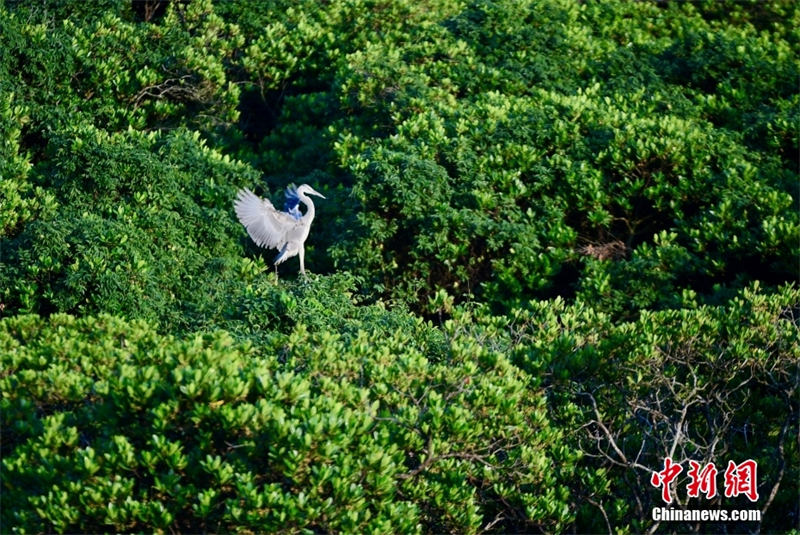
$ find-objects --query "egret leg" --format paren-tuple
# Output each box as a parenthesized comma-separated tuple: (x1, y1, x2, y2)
(299, 246, 307, 279)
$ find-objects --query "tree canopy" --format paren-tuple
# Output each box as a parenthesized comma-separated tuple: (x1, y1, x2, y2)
(1, 0, 798, 533)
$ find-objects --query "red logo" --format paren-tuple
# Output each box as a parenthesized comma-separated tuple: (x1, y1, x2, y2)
(686, 461, 718, 499)
(651, 457, 683, 504)
(724, 460, 759, 502)
(652, 458, 759, 504)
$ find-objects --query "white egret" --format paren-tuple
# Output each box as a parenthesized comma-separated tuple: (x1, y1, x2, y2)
(234, 184, 325, 277)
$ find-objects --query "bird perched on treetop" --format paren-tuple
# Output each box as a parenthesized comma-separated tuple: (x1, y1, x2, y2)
(234, 184, 325, 277)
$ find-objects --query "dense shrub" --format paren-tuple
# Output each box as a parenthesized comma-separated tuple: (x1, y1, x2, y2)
(0, 1, 241, 136)
(0, 91, 56, 239)
(1, 312, 576, 534)
(0, 0, 797, 532)
(0, 126, 258, 327)
(452, 283, 800, 532)
(329, 0, 799, 314)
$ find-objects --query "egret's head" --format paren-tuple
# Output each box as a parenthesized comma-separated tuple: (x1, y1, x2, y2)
(297, 184, 325, 199)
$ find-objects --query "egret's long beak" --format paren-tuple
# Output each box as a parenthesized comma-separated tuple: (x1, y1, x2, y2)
(308, 188, 326, 199)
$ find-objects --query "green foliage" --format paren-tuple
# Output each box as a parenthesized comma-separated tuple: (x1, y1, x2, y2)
(571, 283, 799, 532)
(329, 0, 799, 313)
(456, 283, 799, 533)
(1, 0, 798, 532)
(0, 126, 256, 325)
(0, 0, 241, 136)
(1, 312, 575, 534)
(0, 91, 56, 238)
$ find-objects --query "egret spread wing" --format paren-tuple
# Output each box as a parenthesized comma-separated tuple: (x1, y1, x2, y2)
(234, 188, 297, 249)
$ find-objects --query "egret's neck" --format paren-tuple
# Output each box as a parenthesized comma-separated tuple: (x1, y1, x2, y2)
(300, 194, 316, 221)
